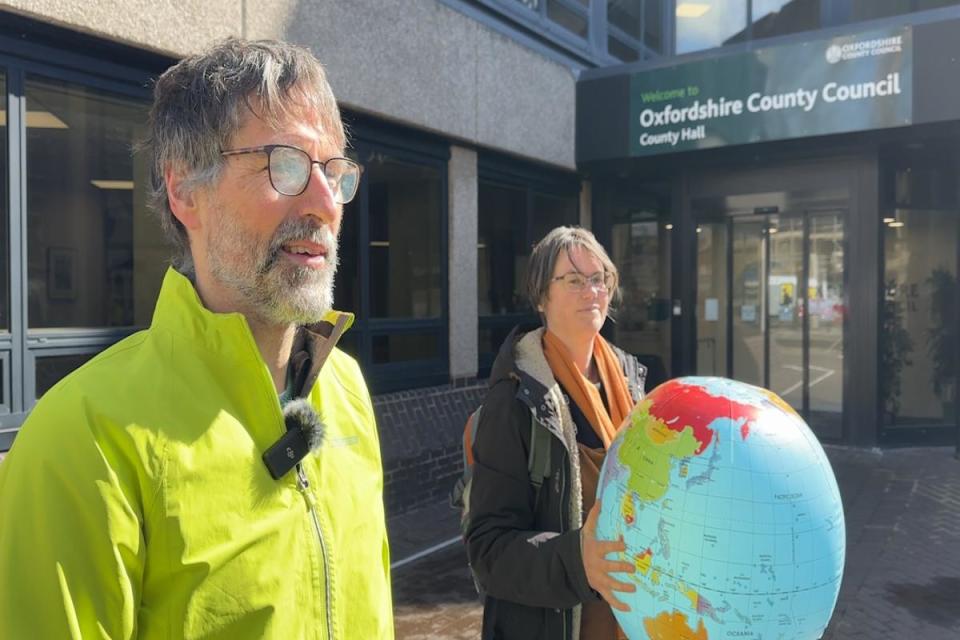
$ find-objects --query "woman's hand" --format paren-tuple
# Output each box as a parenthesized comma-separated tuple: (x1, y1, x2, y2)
(581, 500, 636, 611)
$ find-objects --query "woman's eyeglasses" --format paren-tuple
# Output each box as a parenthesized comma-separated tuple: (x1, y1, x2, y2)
(551, 271, 614, 294)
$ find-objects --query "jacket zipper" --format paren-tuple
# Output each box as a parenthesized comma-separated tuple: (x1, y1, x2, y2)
(296, 463, 335, 640)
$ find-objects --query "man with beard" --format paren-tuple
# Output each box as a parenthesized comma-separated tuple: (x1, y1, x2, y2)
(0, 39, 392, 639)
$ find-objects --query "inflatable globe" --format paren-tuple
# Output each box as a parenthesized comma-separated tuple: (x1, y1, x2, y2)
(596, 377, 845, 640)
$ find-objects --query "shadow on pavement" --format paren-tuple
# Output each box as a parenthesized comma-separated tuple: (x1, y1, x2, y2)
(885, 576, 960, 630)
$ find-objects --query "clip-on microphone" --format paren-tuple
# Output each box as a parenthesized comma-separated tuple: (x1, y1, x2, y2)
(262, 399, 326, 479)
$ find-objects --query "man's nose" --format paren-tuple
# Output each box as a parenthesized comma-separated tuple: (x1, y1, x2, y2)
(300, 164, 340, 224)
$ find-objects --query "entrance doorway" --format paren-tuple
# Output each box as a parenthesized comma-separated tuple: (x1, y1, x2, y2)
(694, 192, 846, 439)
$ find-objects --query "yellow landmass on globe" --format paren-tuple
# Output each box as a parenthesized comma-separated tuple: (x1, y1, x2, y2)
(618, 399, 701, 503)
(643, 610, 708, 640)
(680, 583, 699, 610)
(634, 548, 653, 575)
(763, 388, 801, 419)
(621, 491, 636, 526)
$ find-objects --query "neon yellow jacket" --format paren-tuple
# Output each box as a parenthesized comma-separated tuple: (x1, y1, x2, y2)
(0, 268, 393, 639)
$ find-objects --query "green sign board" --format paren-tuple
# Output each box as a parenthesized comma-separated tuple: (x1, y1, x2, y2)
(630, 26, 912, 156)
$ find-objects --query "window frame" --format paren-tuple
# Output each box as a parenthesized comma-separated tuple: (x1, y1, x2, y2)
(343, 118, 451, 393)
(0, 20, 164, 445)
(452, 0, 670, 65)
(476, 153, 580, 375)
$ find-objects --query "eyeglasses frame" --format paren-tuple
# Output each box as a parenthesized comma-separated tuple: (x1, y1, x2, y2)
(220, 144, 364, 201)
(550, 270, 614, 293)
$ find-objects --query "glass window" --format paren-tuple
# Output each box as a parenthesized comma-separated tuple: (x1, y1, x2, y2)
(0, 72, 7, 332)
(611, 214, 672, 389)
(25, 76, 165, 330)
(848, 0, 959, 22)
(751, 0, 820, 40)
(608, 0, 643, 39)
(676, 0, 749, 54)
(547, 0, 589, 38)
(477, 170, 579, 371)
(531, 192, 579, 247)
(645, 0, 664, 53)
(35, 353, 95, 398)
(882, 207, 958, 428)
(608, 36, 642, 62)
(367, 155, 442, 319)
(478, 182, 527, 315)
(372, 333, 442, 364)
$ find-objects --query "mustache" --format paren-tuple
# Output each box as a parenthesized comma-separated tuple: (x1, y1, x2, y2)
(261, 219, 338, 272)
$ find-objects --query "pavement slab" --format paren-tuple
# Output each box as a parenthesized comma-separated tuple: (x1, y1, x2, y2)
(390, 445, 960, 639)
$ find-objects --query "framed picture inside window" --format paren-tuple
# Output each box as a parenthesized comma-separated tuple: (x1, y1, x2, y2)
(47, 247, 78, 301)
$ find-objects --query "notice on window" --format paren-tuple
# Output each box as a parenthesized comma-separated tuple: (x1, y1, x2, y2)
(741, 304, 757, 323)
(705, 298, 719, 322)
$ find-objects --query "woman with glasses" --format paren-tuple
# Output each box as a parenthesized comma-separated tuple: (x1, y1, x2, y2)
(465, 226, 647, 640)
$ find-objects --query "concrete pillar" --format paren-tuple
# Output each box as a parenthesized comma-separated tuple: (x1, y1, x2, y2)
(448, 146, 478, 380)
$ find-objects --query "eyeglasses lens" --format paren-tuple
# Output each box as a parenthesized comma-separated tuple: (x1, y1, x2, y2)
(269, 146, 310, 196)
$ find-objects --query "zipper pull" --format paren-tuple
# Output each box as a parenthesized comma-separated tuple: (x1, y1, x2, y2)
(296, 463, 310, 490)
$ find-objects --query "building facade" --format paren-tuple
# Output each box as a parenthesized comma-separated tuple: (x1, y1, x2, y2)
(580, 0, 960, 449)
(0, 2, 957, 514)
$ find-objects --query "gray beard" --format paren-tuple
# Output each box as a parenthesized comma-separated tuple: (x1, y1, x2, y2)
(207, 208, 339, 326)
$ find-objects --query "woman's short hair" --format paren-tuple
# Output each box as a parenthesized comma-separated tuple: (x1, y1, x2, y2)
(525, 226, 621, 312)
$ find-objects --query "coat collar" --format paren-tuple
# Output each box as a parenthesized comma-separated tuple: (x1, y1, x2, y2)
(151, 267, 354, 390)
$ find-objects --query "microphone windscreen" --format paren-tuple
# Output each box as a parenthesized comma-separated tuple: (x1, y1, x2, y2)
(283, 398, 326, 452)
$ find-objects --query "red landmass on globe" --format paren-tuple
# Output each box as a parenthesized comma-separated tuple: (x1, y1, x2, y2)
(646, 379, 759, 455)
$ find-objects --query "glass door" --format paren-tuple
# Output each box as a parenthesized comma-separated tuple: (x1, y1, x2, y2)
(695, 201, 845, 439)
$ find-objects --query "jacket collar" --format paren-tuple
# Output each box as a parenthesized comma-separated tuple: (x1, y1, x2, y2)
(151, 267, 354, 388)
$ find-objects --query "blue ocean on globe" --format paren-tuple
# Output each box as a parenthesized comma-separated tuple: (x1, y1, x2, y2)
(596, 376, 845, 640)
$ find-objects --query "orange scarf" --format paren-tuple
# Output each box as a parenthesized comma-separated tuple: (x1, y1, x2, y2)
(542, 330, 634, 449)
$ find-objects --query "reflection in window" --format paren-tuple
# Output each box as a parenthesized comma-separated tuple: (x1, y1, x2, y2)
(25, 77, 166, 329)
(367, 155, 442, 319)
(882, 208, 958, 428)
(0, 73, 7, 331)
(751, 0, 820, 40)
(676, 0, 748, 53)
(848, 0, 959, 22)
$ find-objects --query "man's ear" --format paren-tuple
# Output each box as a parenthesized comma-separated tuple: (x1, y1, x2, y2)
(165, 166, 203, 232)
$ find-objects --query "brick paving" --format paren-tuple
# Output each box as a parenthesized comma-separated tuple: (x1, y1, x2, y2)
(390, 445, 960, 639)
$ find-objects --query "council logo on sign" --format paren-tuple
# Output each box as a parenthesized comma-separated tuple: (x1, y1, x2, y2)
(825, 44, 843, 64)
(826, 35, 903, 64)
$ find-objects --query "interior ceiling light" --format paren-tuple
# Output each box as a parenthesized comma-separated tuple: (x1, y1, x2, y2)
(665, 223, 674, 230)
(676, 3, 712, 18)
(90, 180, 134, 190)
(888, 221, 905, 228)
(0, 110, 69, 128)
(882, 217, 896, 224)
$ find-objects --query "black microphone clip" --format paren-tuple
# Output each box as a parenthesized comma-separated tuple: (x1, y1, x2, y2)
(262, 399, 326, 480)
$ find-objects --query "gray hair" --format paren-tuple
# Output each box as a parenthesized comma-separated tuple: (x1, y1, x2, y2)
(525, 226, 621, 313)
(143, 38, 346, 272)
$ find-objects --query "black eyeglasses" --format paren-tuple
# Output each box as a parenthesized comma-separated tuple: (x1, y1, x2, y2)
(220, 144, 363, 204)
